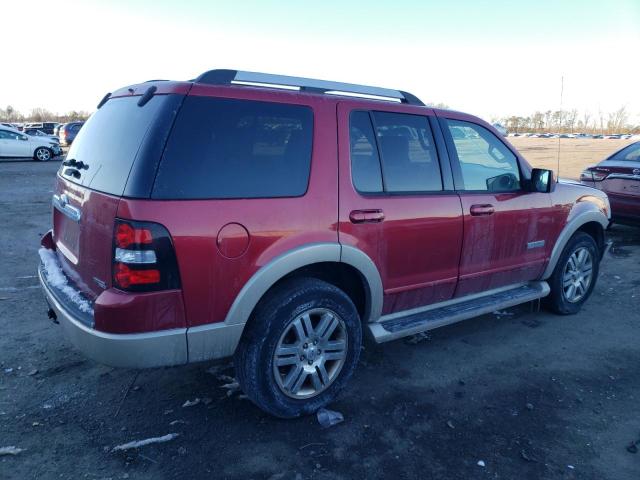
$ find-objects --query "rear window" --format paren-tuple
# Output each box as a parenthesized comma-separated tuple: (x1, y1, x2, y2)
(60, 95, 181, 196)
(152, 96, 313, 200)
(610, 142, 640, 162)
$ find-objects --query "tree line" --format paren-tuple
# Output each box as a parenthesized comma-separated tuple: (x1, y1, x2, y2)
(0, 105, 91, 123)
(492, 106, 638, 134)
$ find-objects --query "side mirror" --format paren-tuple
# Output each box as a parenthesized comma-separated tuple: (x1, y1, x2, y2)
(20, 135, 28, 141)
(530, 168, 554, 193)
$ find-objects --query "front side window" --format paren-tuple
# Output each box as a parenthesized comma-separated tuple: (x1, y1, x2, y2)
(349, 111, 442, 194)
(447, 119, 521, 192)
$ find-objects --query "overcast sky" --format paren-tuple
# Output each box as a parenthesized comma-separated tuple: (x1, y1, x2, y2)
(2, 0, 639, 122)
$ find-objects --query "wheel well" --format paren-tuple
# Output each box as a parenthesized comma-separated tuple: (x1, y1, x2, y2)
(264, 262, 369, 322)
(576, 221, 605, 252)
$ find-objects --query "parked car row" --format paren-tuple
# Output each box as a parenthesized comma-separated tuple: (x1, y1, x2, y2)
(509, 132, 638, 139)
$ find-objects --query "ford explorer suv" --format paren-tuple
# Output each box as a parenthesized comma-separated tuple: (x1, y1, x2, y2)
(39, 69, 610, 418)
(580, 141, 640, 225)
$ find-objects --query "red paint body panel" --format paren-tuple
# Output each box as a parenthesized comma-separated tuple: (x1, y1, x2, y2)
(455, 192, 555, 296)
(52, 176, 119, 300)
(94, 289, 186, 333)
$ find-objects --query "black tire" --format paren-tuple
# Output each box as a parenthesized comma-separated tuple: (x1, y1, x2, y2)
(234, 277, 362, 418)
(545, 231, 600, 315)
(34, 147, 52, 162)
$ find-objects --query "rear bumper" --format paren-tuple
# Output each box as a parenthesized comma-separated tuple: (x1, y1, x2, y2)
(39, 264, 188, 368)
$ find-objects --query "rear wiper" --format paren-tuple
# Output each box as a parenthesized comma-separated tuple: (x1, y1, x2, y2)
(62, 158, 88, 170)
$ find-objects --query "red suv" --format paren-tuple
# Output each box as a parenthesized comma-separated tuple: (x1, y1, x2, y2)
(39, 69, 610, 418)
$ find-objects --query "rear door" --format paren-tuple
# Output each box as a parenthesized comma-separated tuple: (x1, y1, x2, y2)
(52, 93, 184, 300)
(338, 102, 464, 315)
(596, 143, 640, 220)
(439, 115, 555, 297)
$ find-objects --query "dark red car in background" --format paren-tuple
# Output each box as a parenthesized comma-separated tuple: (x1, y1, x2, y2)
(39, 70, 610, 418)
(581, 141, 640, 225)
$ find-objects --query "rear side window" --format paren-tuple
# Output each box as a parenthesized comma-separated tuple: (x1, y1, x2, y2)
(349, 111, 442, 194)
(153, 97, 313, 200)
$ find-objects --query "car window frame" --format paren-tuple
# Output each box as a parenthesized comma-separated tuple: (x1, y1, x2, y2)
(438, 116, 525, 193)
(348, 108, 453, 197)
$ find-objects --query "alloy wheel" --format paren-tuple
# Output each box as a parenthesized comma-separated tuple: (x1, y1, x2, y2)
(562, 246, 593, 303)
(272, 308, 348, 399)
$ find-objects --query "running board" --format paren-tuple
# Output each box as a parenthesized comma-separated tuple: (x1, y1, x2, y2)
(369, 282, 550, 343)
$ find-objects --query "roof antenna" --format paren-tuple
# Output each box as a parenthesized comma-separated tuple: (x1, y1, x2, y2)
(556, 75, 564, 179)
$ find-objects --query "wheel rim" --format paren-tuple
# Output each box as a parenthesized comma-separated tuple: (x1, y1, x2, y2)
(37, 148, 50, 161)
(272, 308, 348, 399)
(562, 246, 593, 303)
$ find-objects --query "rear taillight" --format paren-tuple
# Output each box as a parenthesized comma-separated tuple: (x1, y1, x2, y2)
(580, 169, 608, 182)
(112, 219, 181, 292)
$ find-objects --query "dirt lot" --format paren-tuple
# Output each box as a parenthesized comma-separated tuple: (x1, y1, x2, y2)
(1, 156, 639, 480)
(508, 137, 637, 180)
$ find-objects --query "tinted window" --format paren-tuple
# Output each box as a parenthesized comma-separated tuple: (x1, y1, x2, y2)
(61, 95, 180, 196)
(373, 112, 442, 192)
(153, 97, 313, 200)
(610, 142, 640, 162)
(446, 119, 521, 192)
(349, 111, 383, 193)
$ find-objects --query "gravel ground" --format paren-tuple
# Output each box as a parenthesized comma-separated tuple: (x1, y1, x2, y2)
(0, 159, 639, 480)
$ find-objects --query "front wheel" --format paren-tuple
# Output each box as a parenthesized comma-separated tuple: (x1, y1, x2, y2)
(34, 147, 52, 162)
(234, 277, 362, 418)
(545, 232, 600, 315)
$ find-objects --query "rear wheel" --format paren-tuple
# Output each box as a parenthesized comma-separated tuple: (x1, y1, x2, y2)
(545, 232, 599, 315)
(234, 277, 362, 418)
(34, 147, 52, 162)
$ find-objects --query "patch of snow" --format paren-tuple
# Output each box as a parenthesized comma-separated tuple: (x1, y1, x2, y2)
(0, 446, 24, 456)
(38, 248, 93, 314)
(477, 460, 486, 467)
(112, 433, 179, 452)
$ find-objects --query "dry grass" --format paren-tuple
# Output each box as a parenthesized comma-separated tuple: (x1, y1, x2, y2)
(507, 137, 637, 180)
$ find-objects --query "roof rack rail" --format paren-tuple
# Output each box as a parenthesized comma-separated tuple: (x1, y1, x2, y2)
(193, 69, 425, 106)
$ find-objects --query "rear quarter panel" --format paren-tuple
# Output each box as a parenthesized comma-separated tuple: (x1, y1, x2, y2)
(117, 88, 339, 328)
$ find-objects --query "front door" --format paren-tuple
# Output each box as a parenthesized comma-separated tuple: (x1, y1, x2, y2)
(337, 102, 464, 315)
(439, 115, 554, 297)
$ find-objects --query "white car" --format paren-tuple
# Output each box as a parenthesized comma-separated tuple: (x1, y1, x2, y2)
(0, 127, 62, 161)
